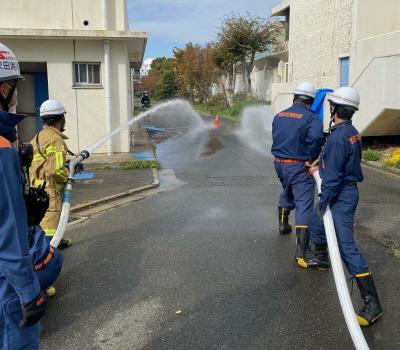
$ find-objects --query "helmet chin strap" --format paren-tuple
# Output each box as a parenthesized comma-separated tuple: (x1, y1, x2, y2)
(328, 104, 338, 133)
(0, 80, 17, 112)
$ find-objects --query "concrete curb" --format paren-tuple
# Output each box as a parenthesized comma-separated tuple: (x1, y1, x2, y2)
(70, 167, 160, 214)
(362, 160, 400, 176)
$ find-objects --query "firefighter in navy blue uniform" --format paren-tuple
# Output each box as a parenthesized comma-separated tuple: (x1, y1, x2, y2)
(305, 87, 383, 326)
(271, 82, 324, 267)
(0, 42, 46, 349)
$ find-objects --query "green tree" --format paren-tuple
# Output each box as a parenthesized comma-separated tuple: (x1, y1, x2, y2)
(144, 57, 178, 100)
(216, 14, 280, 95)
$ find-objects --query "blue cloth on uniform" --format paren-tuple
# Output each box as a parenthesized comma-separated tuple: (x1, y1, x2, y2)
(271, 102, 324, 162)
(274, 162, 315, 226)
(29, 226, 63, 290)
(310, 119, 368, 275)
(310, 88, 333, 120)
(0, 111, 41, 350)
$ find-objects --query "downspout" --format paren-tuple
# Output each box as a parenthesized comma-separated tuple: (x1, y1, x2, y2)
(103, 0, 113, 154)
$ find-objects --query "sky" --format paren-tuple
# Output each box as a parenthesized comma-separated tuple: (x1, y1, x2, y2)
(127, 0, 281, 59)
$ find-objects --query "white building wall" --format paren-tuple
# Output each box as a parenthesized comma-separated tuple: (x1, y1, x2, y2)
(0, 0, 127, 31)
(3, 38, 132, 153)
(250, 61, 277, 102)
(349, 0, 400, 135)
(271, 0, 353, 114)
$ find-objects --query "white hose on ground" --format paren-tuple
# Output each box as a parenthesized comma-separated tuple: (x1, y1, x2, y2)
(312, 170, 369, 350)
(50, 151, 89, 248)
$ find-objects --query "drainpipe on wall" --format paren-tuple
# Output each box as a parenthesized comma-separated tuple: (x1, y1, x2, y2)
(103, 0, 113, 154)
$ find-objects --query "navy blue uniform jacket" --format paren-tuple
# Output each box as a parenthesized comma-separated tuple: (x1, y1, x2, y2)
(318, 120, 363, 211)
(0, 111, 40, 303)
(271, 102, 324, 162)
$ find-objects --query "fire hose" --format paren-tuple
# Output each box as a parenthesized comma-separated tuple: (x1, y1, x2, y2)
(50, 150, 89, 248)
(312, 169, 369, 350)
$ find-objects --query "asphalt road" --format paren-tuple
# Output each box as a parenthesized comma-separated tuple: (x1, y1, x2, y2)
(42, 120, 400, 350)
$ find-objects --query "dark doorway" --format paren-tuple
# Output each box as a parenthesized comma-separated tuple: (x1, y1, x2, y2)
(17, 62, 48, 143)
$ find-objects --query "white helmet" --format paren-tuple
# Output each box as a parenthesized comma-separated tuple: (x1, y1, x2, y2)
(328, 87, 360, 110)
(40, 99, 66, 118)
(294, 82, 316, 99)
(0, 43, 24, 82)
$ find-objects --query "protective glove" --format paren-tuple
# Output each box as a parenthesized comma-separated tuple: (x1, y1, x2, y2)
(65, 161, 84, 174)
(19, 291, 47, 327)
(315, 201, 327, 220)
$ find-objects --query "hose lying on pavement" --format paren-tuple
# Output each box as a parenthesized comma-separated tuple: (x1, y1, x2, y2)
(50, 150, 90, 248)
(312, 169, 369, 350)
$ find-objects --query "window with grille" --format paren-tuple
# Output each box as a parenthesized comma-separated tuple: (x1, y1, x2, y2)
(73, 63, 101, 86)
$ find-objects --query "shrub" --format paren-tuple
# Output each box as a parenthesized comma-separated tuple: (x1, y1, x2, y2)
(206, 94, 226, 107)
(362, 149, 381, 161)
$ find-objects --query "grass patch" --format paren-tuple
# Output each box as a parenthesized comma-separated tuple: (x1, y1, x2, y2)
(119, 160, 160, 170)
(194, 94, 267, 121)
(383, 160, 400, 169)
(95, 165, 112, 171)
(362, 149, 381, 161)
(387, 246, 400, 258)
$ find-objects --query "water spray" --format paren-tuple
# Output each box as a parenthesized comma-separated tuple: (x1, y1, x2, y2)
(312, 170, 369, 350)
(50, 99, 202, 248)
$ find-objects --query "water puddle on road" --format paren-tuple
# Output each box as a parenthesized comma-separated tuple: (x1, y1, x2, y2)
(200, 132, 224, 157)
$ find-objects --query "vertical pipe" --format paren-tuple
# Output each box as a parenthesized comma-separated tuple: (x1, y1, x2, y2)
(104, 40, 113, 154)
(103, 0, 113, 154)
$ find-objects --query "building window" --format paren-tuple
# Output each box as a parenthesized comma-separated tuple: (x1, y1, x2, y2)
(73, 63, 101, 86)
(339, 57, 350, 87)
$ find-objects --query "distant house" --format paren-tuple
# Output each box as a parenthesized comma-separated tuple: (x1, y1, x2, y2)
(140, 58, 154, 78)
(0, 0, 148, 153)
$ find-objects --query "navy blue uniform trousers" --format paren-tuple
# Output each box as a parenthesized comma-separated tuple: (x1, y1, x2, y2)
(309, 185, 369, 275)
(274, 161, 315, 227)
(0, 280, 40, 350)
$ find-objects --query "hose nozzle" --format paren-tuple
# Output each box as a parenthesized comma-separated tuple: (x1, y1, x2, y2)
(79, 150, 90, 160)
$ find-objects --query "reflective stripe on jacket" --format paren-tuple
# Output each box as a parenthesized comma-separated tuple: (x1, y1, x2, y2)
(29, 126, 69, 190)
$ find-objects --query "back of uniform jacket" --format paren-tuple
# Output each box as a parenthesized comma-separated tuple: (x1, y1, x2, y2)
(271, 102, 324, 162)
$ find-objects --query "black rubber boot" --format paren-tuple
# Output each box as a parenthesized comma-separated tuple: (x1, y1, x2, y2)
(355, 274, 383, 326)
(58, 238, 72, 250)
(278, 207, 292, 235)
(295, 227, 310, 268)
(305, 243, 330, 270)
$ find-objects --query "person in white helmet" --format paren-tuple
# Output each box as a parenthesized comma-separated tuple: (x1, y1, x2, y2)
(29, 99, 72, 250)
(0, 42, 46, 349)
(271, 82, 324, 267)
(305, 87, 383, 326)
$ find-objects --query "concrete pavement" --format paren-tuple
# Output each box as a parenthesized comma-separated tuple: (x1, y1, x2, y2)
(70, 127, 158, 211)
(41, 121, 400, 350)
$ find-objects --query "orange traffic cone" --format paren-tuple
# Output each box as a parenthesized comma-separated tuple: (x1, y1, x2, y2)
(213, 114, 220, 127)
